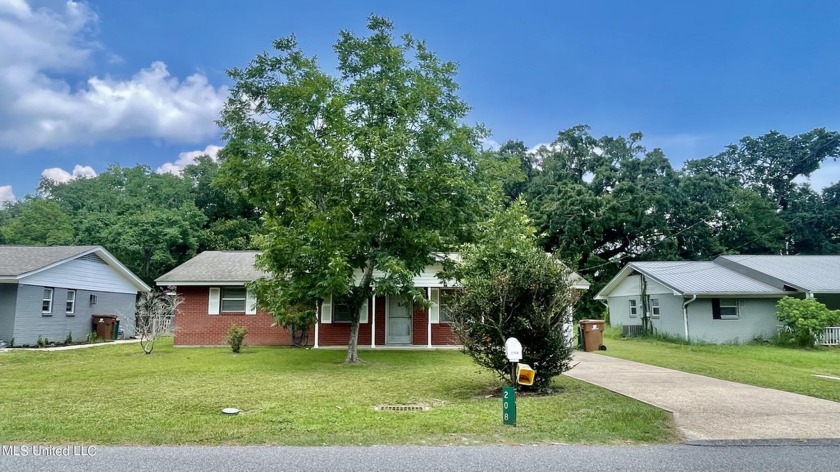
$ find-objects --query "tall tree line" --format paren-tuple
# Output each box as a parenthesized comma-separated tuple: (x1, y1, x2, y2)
(1, 126, 838, 316)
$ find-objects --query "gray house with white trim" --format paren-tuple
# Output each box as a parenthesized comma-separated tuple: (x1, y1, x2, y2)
(596, 255, 840, 344)
(0, 246, 150, 346)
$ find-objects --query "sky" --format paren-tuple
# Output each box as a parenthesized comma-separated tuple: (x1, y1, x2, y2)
(2, 0, 840, 204)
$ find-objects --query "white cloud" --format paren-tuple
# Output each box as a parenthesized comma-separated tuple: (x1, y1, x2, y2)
(0, 1, 227, 152)
(41, 164, 98, 183)
(795, 160, 840, 191)
(0, 185, 15, 204)
(481, 138, 501, 151)
(156, 144, 222, 175)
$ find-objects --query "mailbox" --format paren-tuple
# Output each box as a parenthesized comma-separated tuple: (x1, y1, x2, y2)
(516, 363, 535, 386)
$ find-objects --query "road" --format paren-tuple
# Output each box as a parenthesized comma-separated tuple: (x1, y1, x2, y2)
(2, 442, 838, 472)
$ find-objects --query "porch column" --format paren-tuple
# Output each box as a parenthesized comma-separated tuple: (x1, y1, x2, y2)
(427, 287, 432, 348)
(371, 295, 377, 348)
(314, 302, 320, 348)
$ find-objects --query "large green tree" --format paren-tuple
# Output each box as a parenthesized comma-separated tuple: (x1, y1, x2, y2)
(217, 16, 491, 362)
(1, 199, 75, 245)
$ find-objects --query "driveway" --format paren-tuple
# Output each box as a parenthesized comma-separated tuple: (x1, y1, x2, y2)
(565, 352, 840, 441)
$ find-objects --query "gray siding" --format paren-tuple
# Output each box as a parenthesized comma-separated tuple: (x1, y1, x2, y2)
(13, 284, 136, 346)
(686, 298, 779, 344)
(0, 285, 17, 344)
(607, 294, 643, 327)
(649, 294, 689, 338)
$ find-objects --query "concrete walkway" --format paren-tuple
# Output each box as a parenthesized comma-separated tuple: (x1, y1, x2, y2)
(565, 351, 840, 441)
(0, 339, 140, 352)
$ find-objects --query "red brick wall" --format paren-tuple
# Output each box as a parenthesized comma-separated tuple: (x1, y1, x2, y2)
(318, 301, 372, 346)
(412, 301, 428, 345)
(174, 286, 297, 346)
(432, 323, 458, 345)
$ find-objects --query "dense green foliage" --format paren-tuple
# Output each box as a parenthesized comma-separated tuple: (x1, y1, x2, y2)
(226, 324, 248, 353)
(776, 297, 840, 347)
(446, 201, 580, 391)
(216, 16, 492, 362)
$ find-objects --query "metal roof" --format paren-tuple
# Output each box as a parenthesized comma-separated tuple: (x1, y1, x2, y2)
(596, 260, 789, 299)
(717, 255, 840, 293)
(155, 251, 267, 285)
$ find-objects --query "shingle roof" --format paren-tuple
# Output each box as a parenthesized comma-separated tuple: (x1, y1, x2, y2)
(717, 255, 840, 293)
(0, 245, 99, 277)
(628, 261, 788, 296)
(155, 251, 267, 284)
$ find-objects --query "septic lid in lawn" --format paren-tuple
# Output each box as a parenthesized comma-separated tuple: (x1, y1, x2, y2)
(221, 408, 241, 415)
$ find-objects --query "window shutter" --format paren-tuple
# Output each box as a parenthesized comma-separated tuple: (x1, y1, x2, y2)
(712, 298, 721, 320)
(246, 288, 257, 315)
(208, 288, 220, 315)
(430, 288, 440, 323)
(359, 298, 369, 323)
(321, 295, 332, 324)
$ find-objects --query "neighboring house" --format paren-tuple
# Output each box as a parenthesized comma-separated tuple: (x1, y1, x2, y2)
(0, 246, 150, 346)
(596, 255, 840, 343)
(157, 251, 591, 347)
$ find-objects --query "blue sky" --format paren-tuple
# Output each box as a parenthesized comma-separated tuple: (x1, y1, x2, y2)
(2, 0, 839, 203)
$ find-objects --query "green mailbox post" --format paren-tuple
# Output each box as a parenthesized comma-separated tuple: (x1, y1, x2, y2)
(503, 337, 522, 426)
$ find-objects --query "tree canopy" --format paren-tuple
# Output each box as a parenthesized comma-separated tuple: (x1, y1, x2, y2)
(216, 16, 493, 362)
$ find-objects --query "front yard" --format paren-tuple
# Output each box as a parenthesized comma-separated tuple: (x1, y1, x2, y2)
(601, 333, 840, 402)
(0, 339, 675, 445)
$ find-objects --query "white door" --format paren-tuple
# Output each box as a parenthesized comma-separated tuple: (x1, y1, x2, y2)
(387, 296, 412, 344)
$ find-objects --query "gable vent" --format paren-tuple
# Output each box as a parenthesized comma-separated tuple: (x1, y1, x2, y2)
(78, 253, 107, 264)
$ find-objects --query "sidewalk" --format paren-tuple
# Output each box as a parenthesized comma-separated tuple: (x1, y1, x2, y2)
(565, 351, 840, 441)
(1, 338, 140, 352)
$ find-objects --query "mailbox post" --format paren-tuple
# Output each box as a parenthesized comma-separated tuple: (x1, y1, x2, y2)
(503, 337, 522, 426)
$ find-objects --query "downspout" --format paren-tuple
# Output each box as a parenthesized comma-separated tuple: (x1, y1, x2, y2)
(682, 295, 697, 341)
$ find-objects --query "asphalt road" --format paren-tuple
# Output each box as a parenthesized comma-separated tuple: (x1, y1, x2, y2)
(2, 442, 839, 472)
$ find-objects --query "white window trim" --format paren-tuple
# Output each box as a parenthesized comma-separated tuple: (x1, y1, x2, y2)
(66, 290, 76, 315)
(650, 298, 660, 319)
(42, 288, 53, 314)
(629, 299, 637, 318)
(208, 288, 220, 315)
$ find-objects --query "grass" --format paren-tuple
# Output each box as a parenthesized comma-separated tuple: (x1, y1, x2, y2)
(601, 331, 840, 402)
(0, 338, 675, 445)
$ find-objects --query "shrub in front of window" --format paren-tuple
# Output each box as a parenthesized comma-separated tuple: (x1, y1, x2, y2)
(443, 201, 582, 392)
(226, 324, 248, 353)
(776, 297, 840, 347)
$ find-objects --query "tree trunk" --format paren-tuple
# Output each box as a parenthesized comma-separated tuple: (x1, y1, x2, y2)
(344, 257, 376, 364)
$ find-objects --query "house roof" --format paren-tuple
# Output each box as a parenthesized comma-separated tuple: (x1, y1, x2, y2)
(595, 260, 789, 299)
(0, 245, 150, 292)
(716, 255, 840, 293)
(158, 250, 591, 290)
(155, 251, 267, 286)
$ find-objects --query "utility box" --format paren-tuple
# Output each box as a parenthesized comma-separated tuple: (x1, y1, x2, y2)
(579, 319, 606, 352)
(92, 315, 119, 341)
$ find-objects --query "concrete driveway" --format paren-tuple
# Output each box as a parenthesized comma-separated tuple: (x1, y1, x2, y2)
(565, 352, 840, 441)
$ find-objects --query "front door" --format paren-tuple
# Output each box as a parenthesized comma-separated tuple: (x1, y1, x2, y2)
(387, 296, 412, 344)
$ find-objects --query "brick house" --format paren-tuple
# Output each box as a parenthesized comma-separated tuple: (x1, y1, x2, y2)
(156, 251, 590, 347)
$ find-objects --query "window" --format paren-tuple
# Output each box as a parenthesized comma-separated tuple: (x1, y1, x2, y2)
(650, 298, 660, 318)
(333, 297, 353, 323)
(41, 288, 54, 314)
(712, 298, 739, 320)
(629, 299, 638, 318)
(221, 287, 247, 312)
(66, 290, 76, 314)
(439, 289, 455, 323)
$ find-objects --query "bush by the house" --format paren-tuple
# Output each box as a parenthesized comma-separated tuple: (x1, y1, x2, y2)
(445, 200, 581, 392)
(226, 324, 248, 353)
(776, 297, 840, 347)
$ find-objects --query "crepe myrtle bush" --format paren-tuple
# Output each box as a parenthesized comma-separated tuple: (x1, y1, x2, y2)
(444, 201, 582, 391)
(776, 297, 840, 347)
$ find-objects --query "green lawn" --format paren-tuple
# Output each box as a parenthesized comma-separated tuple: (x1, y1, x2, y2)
(0, 339, 675, 445)
(601, 333, 840, 402)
